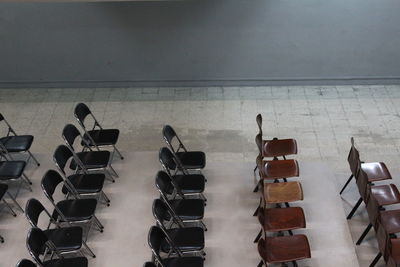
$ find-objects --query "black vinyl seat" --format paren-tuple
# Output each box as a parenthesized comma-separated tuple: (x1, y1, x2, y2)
(25, 198, 96, 258)
(53, 145, 110, 206)
(41, 170, 104, 234)
(16, 259, 37, 267)
(155, 175, 206, 230)
(0, 113, 40, 166)
(26, 228, 88, 267)
(153, 199, 205, 257)
(0, 151, 32, 191)
(74, 103, 123, 160)
(162, 125, 206, 171)
(62, 124, 117, 182)
(148, 226, 204, 267)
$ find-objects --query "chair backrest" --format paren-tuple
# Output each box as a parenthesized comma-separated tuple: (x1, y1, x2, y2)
(376, 221, 392, 262)
(388, 238, 400, 267)
(25, 198, 47, 228)
(16, 259, 37, 267)
(162, 125, 186, 154)
(256, 114, 263, 136)
(74, 103, 92, 125)
(143, 263, 157, 267)
(41, 169, 65, 202)
(347, 137, 361, 177)
(257, 238, 267, 264)
(152, 198, 178, 227)
(159, 147, 178, 171)
(62, 124, 84, 150)
(53, 145, 75, 174)
(155, 171, 184, 200)
(356, 161, 370, 202)
(147, 226, 166, 264)
(26, 228, 50, 265)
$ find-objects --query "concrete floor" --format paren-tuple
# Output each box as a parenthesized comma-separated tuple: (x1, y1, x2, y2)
(1, 85, 400, 266)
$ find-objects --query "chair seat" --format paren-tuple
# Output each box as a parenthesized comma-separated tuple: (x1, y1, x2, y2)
(0, 135, 33, 152)
(362, 162, 392, 182)
(262, 139, 297, 158)
(55, 199, 97, 221)
(371, 184, 400, 206)
(76, 151, 111, 169)
(173, 174, 205, 194)
(0, 183, 8, 199)
(83, 129, 119, 146)
(43, 257, 88, 267)
(44, 226, 82, 252)
(261, 160, 299, 179)
(175, 151, 206, 169)
(260, 207, 306, 232)
(380, 210, 400, 234)
(161, 227, 205, 253)
(170, 199, 205, 221)
(62, 173, 105, 194)
(265, 235, 311, 263)
(0, 161, 26, 179)
(162, 256, 204, 267)
(264, 181, 303, 204)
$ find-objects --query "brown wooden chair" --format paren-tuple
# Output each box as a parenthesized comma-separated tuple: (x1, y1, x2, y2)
(257, 235, 311, 267)
(253, 155, 300, 192)
(387, 238, 400, 267)
(254, 206, 306, 243)
(346, 159, 400, 220)
(340, 137, 391, 195)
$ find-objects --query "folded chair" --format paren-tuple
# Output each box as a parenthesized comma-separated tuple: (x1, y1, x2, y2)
(257, 235, 311, 267)
(41, 170, 104, 236)
(340, 137, 391, 195)
(74, 103, 123, 160)
(155, 174, 206, 230)
(16, 259, 36, 267)
(152, 199, 205, 258)
(62, 124, 117, 182)
(162, 125, 206, 171)
(25, 198, 96, 258)
(148, 226, 204, 267)
(26, 228, 89, 267)
(0, 113, 40, 166)
(53, 145, 110, 206)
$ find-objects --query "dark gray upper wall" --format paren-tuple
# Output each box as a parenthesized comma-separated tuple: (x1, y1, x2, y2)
(1, 0, 400, 87)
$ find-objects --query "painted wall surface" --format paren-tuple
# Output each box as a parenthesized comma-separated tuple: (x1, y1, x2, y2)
(0, 0, 400, 87)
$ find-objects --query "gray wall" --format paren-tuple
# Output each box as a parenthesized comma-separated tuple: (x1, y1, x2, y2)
(1, 0, 400, 87)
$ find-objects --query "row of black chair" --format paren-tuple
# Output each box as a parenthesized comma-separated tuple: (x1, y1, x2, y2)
(253, 114, 311, 267)
(343, 138, 400, 266)
(143, 126, 207, 267)
(0, 113, 40, 243)
(15, 103, 122, 267)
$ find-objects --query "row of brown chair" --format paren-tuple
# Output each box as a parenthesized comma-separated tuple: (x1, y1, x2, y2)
(344, 138, 400, 266)
(253, 114, 311, 267)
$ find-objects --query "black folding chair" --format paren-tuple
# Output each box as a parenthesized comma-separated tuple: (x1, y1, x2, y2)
(148, 226, 204, 267)
(0, 113, 40, 166)
(162, 125, 206, 172)
(0, 146, 32, 191)
(53, 145, 110, 206)
(155, 174, 207, 230)
(25, 198, 96, 258)
(0, 183, 24, 216)
(62, 124, 117, 182)
(26, 228, 89, 267)
(41, 170, 104, 236)
(152, 199, 205, 258)
(16, 259, 37, 267)
(74, 103, 124, 160)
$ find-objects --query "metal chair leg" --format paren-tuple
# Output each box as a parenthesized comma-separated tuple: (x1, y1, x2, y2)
(254, 183, 259, 193)
(292, 261, 298, 267)
(257, 260, 264, 267)
(83, 241, 96, 258)
(340, 174, 354, 195)
(28, 150, 40, 166)
(109, 165, 119, 178)
(356, 223, 372, 245)
(253, 206, 260, 216)
(6, 192, 24, 213)
(347, 198, 362, 220)
(113, 145, 124, 160)
(22, 173, 32, 185)
(3, 199, 17, 217)
(369, 252, 382, 267)
(285, 202, 290, 208)
(254, 229, 262, 243)
(0, 234, 4, 243)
